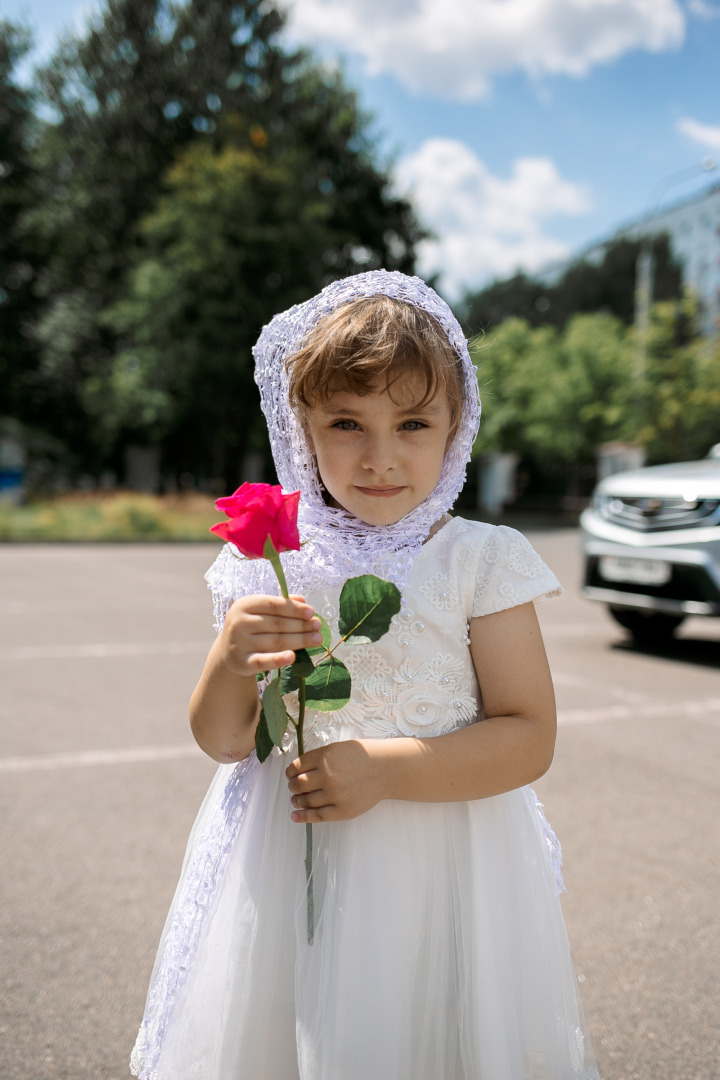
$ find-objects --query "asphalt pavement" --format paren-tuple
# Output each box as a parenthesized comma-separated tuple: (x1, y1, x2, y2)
(1, 533, 718, 1080)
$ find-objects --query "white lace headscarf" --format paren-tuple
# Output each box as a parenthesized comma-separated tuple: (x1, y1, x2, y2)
(206, 270, 481, 628)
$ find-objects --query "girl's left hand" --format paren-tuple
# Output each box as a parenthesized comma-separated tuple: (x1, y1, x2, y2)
(286, 740, 385, 822)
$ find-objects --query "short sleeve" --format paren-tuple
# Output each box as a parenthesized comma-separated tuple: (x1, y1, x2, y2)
(471, 525, 562, 618)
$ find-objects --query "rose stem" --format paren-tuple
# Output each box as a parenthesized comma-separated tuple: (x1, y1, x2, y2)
(296, 678, 314, 945)
(264, 535, 314, 945)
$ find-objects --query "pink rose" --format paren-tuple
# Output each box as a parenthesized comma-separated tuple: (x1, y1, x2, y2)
(210, 482, 301, 558)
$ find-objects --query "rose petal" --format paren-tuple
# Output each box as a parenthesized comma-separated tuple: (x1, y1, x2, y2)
(211, 483, 301, 556)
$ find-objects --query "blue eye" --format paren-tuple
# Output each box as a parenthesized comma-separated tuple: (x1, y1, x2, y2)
(333, 419, 360, 431)
(402, 420, 427, 431)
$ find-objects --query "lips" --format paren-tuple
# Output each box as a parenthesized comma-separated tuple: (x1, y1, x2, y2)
(355, 486, 406, 498)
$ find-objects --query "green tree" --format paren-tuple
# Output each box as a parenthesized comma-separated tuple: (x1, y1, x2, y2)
(637, 296, 720, 463)
(472, 312, 632, 465)
(532, 313, 633, 462)
(471, 291, 720, 506)
(472, 318, 540, 458)
(108, 139, 353, 482)
(0, 21, 43, 423)
(461, 234, 682, 335)
(27, 0, 422, 480)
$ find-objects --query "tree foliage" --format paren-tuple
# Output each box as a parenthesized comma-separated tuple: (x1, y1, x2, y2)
(0, 20, 44, 423)
(638, 296, 720, 464)
(109, 135, 378, 481)
(472, 296, 720, 470)
(3, 3, 716, 496)
(461, 234, 683, 335)
(12, 0, 422, 481)
(473, 312, 631, 464)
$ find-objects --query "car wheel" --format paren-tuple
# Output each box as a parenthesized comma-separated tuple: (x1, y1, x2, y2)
(608, 606, 685, 642)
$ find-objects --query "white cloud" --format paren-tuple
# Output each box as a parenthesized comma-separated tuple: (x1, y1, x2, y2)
(687, 0, 720, 19)
(677, 116, 720, 151)
(286, 0, 685, 99)
(395, 138, 591, 299)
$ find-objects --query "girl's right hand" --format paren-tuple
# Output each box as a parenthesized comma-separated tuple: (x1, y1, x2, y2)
(219, 594, 322, 678)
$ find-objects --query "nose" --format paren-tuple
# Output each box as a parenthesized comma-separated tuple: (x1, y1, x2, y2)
(361, 431, 397, 475)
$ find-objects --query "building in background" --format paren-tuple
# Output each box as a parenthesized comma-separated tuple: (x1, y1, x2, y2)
(540, 182, 720, 336)
(617, 183, 720, 337)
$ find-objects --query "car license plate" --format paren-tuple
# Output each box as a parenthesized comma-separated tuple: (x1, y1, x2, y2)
(599, 555, 671, 586)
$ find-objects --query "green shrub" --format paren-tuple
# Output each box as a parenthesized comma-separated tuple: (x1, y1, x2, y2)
(0, 493, 222, 542)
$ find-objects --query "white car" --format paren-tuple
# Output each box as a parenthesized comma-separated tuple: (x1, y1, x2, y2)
(580, 448, 720, 641)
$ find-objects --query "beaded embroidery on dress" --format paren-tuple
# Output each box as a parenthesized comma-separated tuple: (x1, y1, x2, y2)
(131, 271, 599, 1080)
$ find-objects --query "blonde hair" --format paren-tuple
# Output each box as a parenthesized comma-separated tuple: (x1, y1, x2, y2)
(286, 295, 465, 429)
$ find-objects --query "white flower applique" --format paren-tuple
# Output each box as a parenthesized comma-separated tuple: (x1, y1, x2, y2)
(455, 541, 484, 575)
(342, 643, 392, 684)
(507, 537, 546, 579)
(493, 579, 518, 611)
(479, 532, 502, 566)
(336, 653, 476, 739)
(418, 571, 459, 612)
(473, 529, 558, 615)
(473, 570, 491, 610)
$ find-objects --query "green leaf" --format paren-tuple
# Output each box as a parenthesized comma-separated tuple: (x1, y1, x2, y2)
(279, 665, 299, 696)
(306, 613, 332, 658)
(316, 614, 332, 650)
(338, 575, 402, 644)
(304, 656, 351, 712)
(255, 670, 269, 683)
(291, 648, 315, 678)
(255, 707, 275, 763)
(261, 674, 290, 746)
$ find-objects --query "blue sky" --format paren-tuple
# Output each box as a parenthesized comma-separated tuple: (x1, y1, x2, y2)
(2, 0, 719, 299)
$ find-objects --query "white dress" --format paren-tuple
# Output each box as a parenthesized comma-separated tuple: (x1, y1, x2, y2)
(131, 519, 599, 1080)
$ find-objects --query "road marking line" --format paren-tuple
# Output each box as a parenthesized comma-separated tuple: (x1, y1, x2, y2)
(0, 641, 211, 660)
(0, 744, 203, 773)
(558, 697, 720, 725)
(5, 700, 720, 773)
(0, 602, 203, 615)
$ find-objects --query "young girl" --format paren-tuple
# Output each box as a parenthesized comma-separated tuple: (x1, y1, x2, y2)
(131, 271, 599, 1080)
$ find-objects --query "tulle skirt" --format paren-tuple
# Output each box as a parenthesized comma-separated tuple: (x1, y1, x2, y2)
(132, 752, 598, 1080)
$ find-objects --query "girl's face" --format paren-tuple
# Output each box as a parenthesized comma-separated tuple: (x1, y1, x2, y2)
(304, 373, 454, 526)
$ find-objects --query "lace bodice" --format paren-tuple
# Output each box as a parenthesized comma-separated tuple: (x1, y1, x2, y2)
(280, 518, 561, 749)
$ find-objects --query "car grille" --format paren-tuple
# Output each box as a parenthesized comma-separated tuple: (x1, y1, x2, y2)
(598, 496, 720, 531)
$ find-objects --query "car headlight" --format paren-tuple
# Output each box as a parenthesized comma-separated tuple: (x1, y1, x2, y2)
(592, 493, 623, 517)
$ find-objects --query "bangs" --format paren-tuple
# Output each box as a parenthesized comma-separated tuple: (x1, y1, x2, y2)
(287, 295, 465, 422)
(302, 345, 443, 409)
